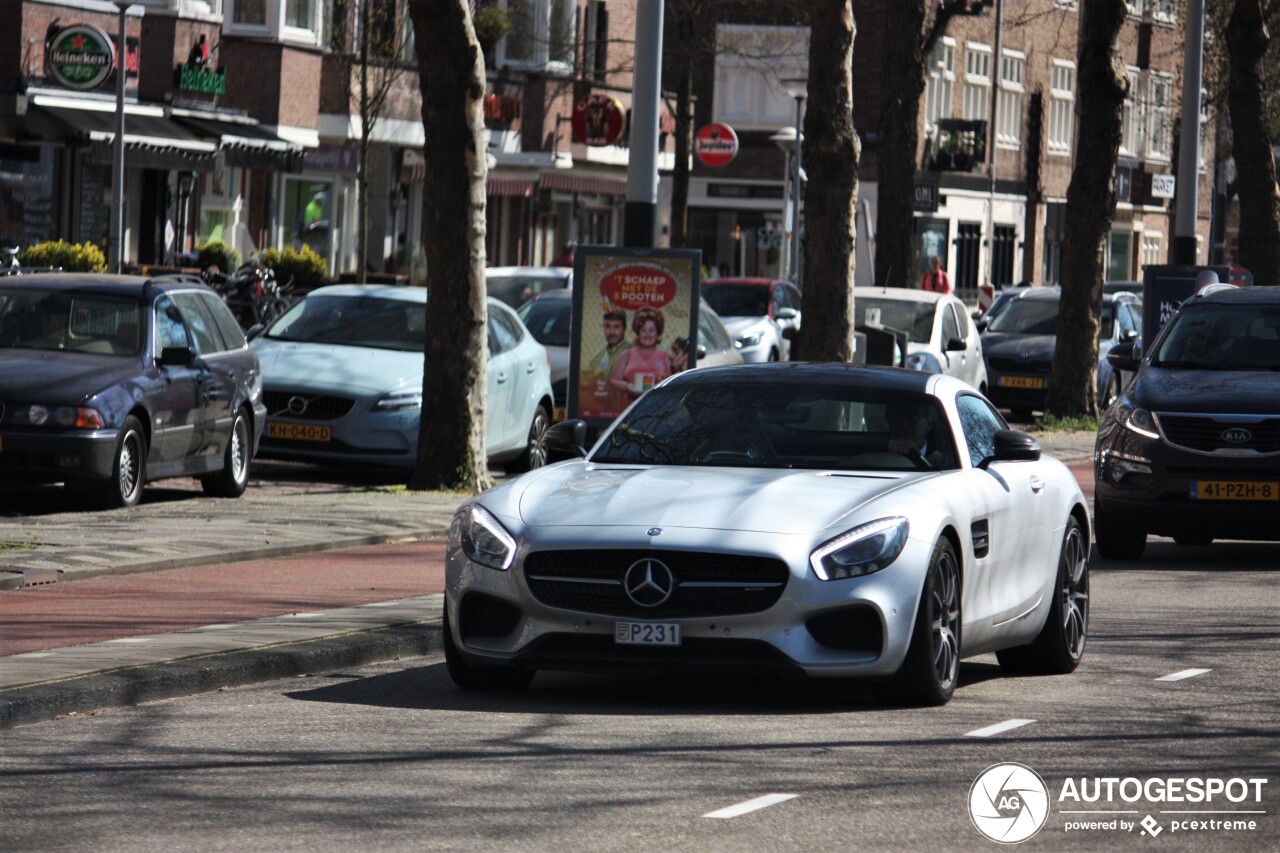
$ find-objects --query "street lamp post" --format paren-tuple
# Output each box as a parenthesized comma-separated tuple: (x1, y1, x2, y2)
(781, 77, 807, 284)
(110, 1, 132, 275)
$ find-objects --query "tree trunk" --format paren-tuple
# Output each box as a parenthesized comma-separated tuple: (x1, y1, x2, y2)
(1045, 0, 1128, 419)
(798, 0, 859, 362)
(1227, 0, 1280, 285)
(875, 0, 925, 291)
(407, 0, 492, 492)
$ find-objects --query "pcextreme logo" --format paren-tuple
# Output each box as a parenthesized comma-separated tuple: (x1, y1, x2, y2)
(970, 764, 1270, 844)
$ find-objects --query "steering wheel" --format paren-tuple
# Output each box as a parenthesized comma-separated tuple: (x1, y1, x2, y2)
(693, 436, 770, 464)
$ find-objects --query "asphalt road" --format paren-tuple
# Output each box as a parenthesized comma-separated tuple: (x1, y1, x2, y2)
(1, 543, 1276, 852)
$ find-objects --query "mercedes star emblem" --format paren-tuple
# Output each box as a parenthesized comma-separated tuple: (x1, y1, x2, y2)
(623, 558, 675, 608)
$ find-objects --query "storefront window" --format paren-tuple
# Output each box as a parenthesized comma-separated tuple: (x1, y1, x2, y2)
(285, 178, 332, 261)
(0, 147, 57, 250)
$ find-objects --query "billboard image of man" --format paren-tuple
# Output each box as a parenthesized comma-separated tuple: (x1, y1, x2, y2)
(584, 309, 631, 413)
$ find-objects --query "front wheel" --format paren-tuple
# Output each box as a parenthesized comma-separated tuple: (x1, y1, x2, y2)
(201, 408, 252, 498)
(997, 516, 1089, 674)
(101, 415, 147, 509)
(896, 538, 961, 706)
(505, 405, 550, 474)
(443, 609, 535, 691)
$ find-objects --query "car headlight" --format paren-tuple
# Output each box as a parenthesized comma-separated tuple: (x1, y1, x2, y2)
(905, 352, 942, 373)
(372, 389, 422, 412)
(15, 405, 104, 429)
(735, 331, 765, 348)
(810, 516, 909, 581)
(452, 504, 516, 570)
(1116, 397, 1160, 439)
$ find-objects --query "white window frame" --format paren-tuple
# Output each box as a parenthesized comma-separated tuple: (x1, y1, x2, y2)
(496, 0, 577, 75)
(996, 49, 1025, 150)
(712, 25, 810, 131)
(1047, 59, 1075, 157)
(1146, 71, 1173, 162)
(924, 37, 956, 136)
(1121, 67, 1141, 157)
(1142, 231, 1164, 269)
(962, 43, 992, 123)
(224, 0, 325, 46)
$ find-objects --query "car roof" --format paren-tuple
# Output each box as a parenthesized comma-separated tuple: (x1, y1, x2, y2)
(1187, 285, 1278, 305)
(0, 272, 222, 298)
(306, 284, 429, 302)
(853, 286, 945, 303)
(702, 277, 788, 287)
(486, 266, 571, 278)
(1001, 286, 1136, 304)
(667, 360, 935, 393)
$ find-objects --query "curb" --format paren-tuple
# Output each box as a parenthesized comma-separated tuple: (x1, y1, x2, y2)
(0, 621, 444, 729)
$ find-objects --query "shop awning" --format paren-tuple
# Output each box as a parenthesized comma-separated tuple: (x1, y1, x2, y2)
(488, 176, 535, 197)
(539, 170, 626, 196)
(173, 115, 306, 173)
(36, 105, 220, 172)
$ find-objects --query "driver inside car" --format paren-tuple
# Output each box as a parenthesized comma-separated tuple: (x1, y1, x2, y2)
(884, 400, 944, 468)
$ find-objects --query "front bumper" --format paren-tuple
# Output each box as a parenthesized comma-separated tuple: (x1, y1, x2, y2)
(444, 528, 932, 679)
(0, 427, 118, 485)
(256, 391, 419, 470)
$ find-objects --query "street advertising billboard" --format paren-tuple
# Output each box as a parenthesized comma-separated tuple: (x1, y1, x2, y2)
(1141, 265, 1231, 348)
(568, 246, 702, 429)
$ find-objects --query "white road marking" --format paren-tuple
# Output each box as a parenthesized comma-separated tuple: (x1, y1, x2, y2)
(1157, 668, 1212, 682)
(106, 637, 152, 644)
(964, 718, 1037, 738)
(703, 793, 799, 819)
(282, 612, 324, 619)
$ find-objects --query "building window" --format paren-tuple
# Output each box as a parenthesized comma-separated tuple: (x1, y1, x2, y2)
(1121, 67, 1140, 157)
(925, 37, 956, 136)
(583, 0, 609, 82)
(962, 44, 991, 123)
(1048, 60, 1075, 156)
(996, 50, 1024, 150)
(1146, 72, 1173, 161)
(1142, 231, 1163, 269)
(713, 25, 810, 130)
(286, 0, 313, 30)
(1107, 230, 1132, 282)
(232, 0, 267, 26)
(499, 0, 575, 71)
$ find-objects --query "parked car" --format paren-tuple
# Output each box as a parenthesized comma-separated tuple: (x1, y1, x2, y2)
(0, 274, 266, 508)
(981, 287, 1142, 416)
(485, 266, 572, 308)
(443, 363, 1090, 705)
(251, 285, 554, 473)
(1094, 286, 1280, 559)
(852, 286, 987, 391)
(516, 288, 744, 420)
(700, 277, 802, 362)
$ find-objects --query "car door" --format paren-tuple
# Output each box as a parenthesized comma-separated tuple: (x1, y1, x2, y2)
(955, 393, 1053, 636)
(149, 295, 203, 472)
(486, 308, 520, 452)
(171, 290, 237, 464)
(940, 299, 979, 386)
(492, 300, 541, 443)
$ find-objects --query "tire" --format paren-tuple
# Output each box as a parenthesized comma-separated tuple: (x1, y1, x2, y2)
(1094, 500, 1145, 560)
(101, 415, 146, 509)
(896, 538, 961, 706)
(767, 347, 780, 362)
(505, 405, 550, 474)
(443, 609, 535, 691)
(1173, 533, 1213, 547)
(201, 408, 252, 498)
(996, 516, 1089, 674)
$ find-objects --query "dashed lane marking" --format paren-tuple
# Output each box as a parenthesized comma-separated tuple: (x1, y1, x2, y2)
(1157, 668, 1213, 682)
(703, 794, 799, 819)
(965, 718, 1037, 738)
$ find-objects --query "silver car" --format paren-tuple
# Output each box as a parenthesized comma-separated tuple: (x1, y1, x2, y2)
(444, 364, 1089, 705)
(853, 286, 988, 392)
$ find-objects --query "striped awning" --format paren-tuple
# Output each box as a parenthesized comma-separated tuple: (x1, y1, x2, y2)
(539, 170, 626, 196)
(406, 168, 533, 199)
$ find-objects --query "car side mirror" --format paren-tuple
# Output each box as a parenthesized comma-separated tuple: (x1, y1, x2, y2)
(544, 419, 589, 460)
(1107, 341, 1140, 372)
(696, 344, 708, 359)
(979, 429, 1041, 469)
(775, 307, 798, 321)
(1120, 328, 1138, 342)
(974, 317, 989, 333)
(157, 346, 197, 368)
(245, 323, 265, 342)
(945, 336, 967, 352)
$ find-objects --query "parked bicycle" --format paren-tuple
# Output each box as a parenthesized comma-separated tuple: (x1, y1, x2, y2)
(202, 260, 296, 330)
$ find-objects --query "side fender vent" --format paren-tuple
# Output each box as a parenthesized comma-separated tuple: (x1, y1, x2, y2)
(971, 519, 991, 559)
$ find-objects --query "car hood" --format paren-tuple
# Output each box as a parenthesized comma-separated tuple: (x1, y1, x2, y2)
(253, 339, 421, 394)
(1133, 366, 1280, 415)
(0, 351, 139, 404)
(981, 333, 1056, 360)
(514, 463, 920, 534)
(719, 316, 771, 337)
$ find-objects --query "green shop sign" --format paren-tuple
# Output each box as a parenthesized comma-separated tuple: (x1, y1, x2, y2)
(178, 64, 228, 96)
(48, 24, 115, 91)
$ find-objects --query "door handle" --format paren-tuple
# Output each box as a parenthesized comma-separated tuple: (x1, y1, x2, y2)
(526, 362, 536, 374)
(496, 372, 508, 384)
(1029, 475, 1045, 494)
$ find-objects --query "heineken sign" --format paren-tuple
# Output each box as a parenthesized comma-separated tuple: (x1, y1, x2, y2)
(178, 65, 227, 96)
(48, 24, 116, 91)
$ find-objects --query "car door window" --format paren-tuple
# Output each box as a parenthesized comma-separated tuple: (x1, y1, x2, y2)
(957, 393, 1007, 467)
(199, 291, 247, 350)
(943, 303, 962, 344)
(171, 291, 223, 355)
(488, 310, 519, 355)
(1116, 303, 1136, 341)
(698, 308, 728, 353)
(155, 296, 191, 350)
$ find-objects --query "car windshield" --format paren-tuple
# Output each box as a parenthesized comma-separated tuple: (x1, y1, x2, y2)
(517, 298, 571, 347)
(0, 288, 143, 356)
(701, 285, 769, 317)
(986, 299, 1059, 335)
(1152, 303, 1280, 370)
(591, 381, 959, 471)
(854, 298, 935, 343)
(265, 294, 425, 351)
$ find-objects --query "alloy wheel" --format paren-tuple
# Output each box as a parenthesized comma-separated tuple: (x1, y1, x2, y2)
(932, 550, 961, 690)
(1060, 524, 1089, 660)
